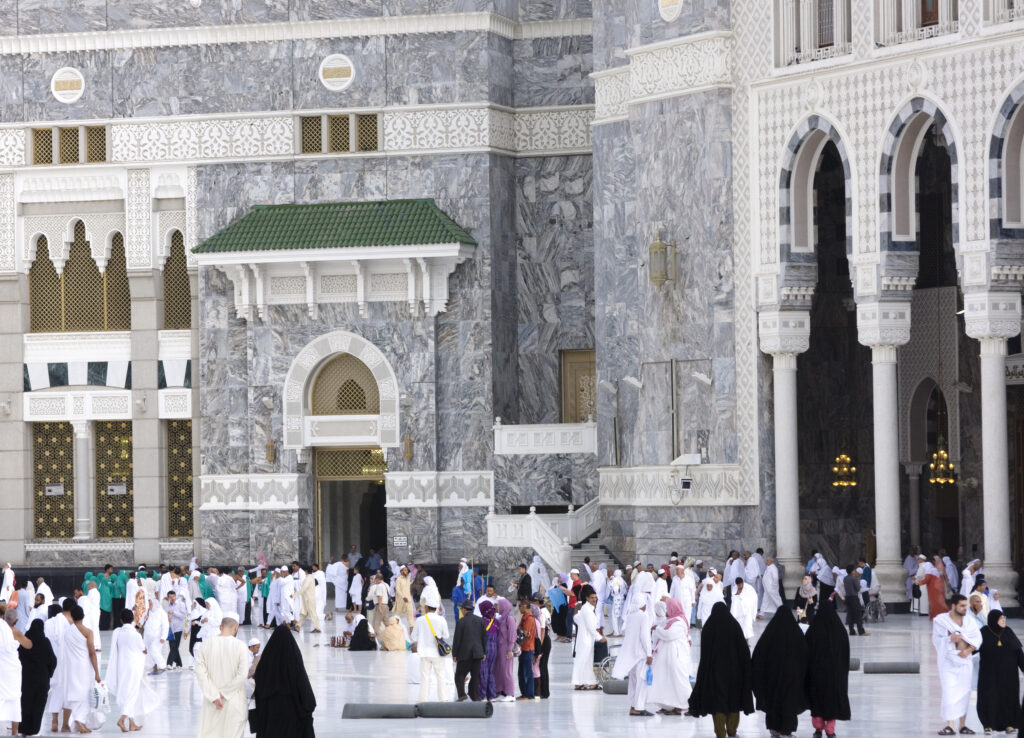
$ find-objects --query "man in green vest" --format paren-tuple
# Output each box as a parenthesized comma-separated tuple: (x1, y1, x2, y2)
(99, 564, 116, 630)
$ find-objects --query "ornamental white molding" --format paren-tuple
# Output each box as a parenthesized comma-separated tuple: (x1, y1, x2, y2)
(0, 14, 591, 54)
(25, 541, 133, 552)
(384, 471, 494, 508)
(198, 474, 301, 511)
(112, 116, 293, 163)
(536, 497, 601, 546)
(0, 129, 24, 167)
(598, 464, 755, 506)
(158, 539, 196, 558)
(492, 419, 597, 455)
(158, 388, 192, 419)
(24, 331, 132, 364)
(486, 511, 571, 573)
(856, 301, 912, 347)
(125, 169, 151, 269)
(963, 290, 1022, 339)
(591, 32, 735, 126)
(185, 167, 199, 268)
(23, 389, 132, 421)
(282, 330, 400, 450)
(0, 173, 13, 272)
(158, 330, 193, 361)
(513, 106, 594, 156)
(21, 211, 126, 273)
(757, 310, 811, 356)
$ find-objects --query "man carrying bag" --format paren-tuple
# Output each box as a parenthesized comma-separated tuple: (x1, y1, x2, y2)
(411, 592, 454, 701)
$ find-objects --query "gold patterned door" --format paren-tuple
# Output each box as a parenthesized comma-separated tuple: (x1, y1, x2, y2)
(561, 349, 596, 423)
(33, 422, 74, 539)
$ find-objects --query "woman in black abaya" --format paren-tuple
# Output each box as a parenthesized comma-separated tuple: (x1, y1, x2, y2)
(348, 614, 377, 651)
(689, 601, 754, 738)
(752, 608, 808, 737)
(804, 597, 851, 737)
(18, 619, 57, 736)
(253, 624, 316, 738)
(977, 609, 1024, 733)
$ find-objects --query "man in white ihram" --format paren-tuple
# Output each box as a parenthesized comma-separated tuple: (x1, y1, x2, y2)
(729, 576, 757, 644)
(194, 611, 249, 738)
(932, 594, 981, 736)
(611, 571, 655, 716)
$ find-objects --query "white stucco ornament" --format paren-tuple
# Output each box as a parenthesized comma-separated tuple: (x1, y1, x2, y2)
(50, 67, 84, 104)
(318, 54, 355, 92)
(658, 0, 683, 22)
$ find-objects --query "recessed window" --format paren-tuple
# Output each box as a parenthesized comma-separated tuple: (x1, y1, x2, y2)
(30, 125, 108, 165)
(32, 128, 53, 165)
(356, 114, 378, 152)
(297, 113, 380, 155)
(85, 126, 106, 163)
(328, 115, 350, 153)
(300, 115, 322, 154)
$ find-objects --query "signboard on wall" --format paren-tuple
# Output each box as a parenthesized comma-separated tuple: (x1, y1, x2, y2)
(393, 535, 408, 548)
(107, 483, 127, 496)
(44, 483, 64, 496)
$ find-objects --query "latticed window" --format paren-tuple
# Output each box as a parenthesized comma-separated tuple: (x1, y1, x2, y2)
(315, 448, 387, 480)
(167, 419, 193, 538)
(561, 349, 597, 423)
(29, 224, 132, 332)
(105, 234, 131, 330)
(85, 126, 106, 163)
(58, 127, 79, 164)
(817, 0, 835, 46)
(32, 128, 53, 165)
(95, 420, 133, 538)
(163, 230, 192, 330)
(300, 116, 322, 153)
(356, 114, 378, 152)
(29, 237, 62, 332)
(63, 223, 105, 331)
(311, 353, 380, 415)
(33, 422, 74, 539)
(328, 115, 350, 153)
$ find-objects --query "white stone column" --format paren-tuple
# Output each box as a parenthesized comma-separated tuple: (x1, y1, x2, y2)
(759, 309, 811, 597)
(902, 0, 917, 37)
(834, 0, 849, 49)
(781, 0, 798, 63)
(858, 301, 912, 603)
(72, 420, 93, 541)
(904, 462, 922, 548)
(799, 0, 817, 52)
(964, 290, 1022, 600)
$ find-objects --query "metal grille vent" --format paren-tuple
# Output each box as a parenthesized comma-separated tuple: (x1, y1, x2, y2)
(64, 222, 105, 332)
(85, 126, 106, 163)
(311, 353, 380, 415)
(167, 419, 193, 538)
(58, 127, 79, 164)
(356, 114, 378, 152)
(315, 448, 387, 480)
(29, 237, 62, 332)
(163, 230, 192, 330)
(33, 422, 74, 539)
(95, 420, 133, 538)
(300, 116, 322, 153)
(328, 115, 350, 153)
(106, 233, 131, 330)
(33, 129, 53, 165)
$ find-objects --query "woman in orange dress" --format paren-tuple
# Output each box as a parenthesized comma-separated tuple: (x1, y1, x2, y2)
(917, 555, 949, 620)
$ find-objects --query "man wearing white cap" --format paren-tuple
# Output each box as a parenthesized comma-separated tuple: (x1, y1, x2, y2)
(195, 611, 249, 738)
(411, 591, 453, 702)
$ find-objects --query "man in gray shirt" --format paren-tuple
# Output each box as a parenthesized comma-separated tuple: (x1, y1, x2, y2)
(166, 590, 189, 669)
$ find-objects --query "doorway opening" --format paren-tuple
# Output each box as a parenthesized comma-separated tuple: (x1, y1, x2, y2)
(314, 448, 388, 564)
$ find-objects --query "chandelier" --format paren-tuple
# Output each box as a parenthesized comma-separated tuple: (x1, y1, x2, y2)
(929, 435, 956, 485)
(831, 452, 857, 488)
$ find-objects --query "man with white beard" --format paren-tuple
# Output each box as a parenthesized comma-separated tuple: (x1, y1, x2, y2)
(758, 556, 784, 618)
(669, 563, 696, 623)
(729, 576, 757, 643)
(35, 577, 53, 607)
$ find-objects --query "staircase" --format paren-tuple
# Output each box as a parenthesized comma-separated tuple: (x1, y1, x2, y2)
(487, 497, 604, 573)
(570, 531, 626, 574)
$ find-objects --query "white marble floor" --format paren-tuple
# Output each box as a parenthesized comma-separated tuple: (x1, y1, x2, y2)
(35, 610, 1014, 736)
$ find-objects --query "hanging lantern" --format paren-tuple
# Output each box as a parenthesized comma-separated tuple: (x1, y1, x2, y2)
(831, 452, 857, 488)
(929, 437, 956, 485)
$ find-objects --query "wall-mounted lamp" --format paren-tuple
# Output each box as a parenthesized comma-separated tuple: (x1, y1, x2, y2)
(265, 438, 276, 464)
(648, 234, 677, 291)
(598, 380, 617, 394)
(135, 393, 147, 413)
(403, 437, 414, 462)
(622, 375, 643, 390)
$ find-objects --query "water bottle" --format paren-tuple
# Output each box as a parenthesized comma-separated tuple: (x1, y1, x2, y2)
(645, 665, 653, 685)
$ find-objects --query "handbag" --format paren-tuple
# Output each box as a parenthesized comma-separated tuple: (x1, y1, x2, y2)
(593, 639, 608, 664)
(515, 627, 527, 645)
(425, 614, 451, 657)
(531, 657, 541, 679)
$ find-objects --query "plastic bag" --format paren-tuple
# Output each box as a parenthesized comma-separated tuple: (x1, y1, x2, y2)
(90, 682, 110, 712)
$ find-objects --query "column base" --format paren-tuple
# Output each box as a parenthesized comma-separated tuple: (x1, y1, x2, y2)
(981, 562, 1018, 605)
(873, 560, 909, 606)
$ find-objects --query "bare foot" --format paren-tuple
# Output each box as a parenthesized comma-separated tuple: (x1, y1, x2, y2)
(117, 716, 128, 732)
(74, 721, 92, 733)
(129, 720, 142, 731)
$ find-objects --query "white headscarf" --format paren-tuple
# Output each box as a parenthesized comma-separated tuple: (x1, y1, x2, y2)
(626, 570, 656, 623)
(527, 555, 551, 593)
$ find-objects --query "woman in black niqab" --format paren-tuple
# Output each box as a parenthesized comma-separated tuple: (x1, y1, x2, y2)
(689, 601, 754, 735)
(18, 619, 57, 736)
(977, 609, 1024, 733)
(253, 624, 316, 738)
(752, 607, 808, 736)
(804, 597, 851, 724)
(348, 616, 377, 651)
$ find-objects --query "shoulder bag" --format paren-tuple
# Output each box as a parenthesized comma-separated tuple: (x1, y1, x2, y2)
(425, 614, 451, 657)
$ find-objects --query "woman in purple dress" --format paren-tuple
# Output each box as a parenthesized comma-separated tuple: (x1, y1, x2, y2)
(477, 600, 500, 701)
(494, 598, 518, 702)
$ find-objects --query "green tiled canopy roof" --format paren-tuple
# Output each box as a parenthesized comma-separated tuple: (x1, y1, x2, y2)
(193, 198, 477, 254)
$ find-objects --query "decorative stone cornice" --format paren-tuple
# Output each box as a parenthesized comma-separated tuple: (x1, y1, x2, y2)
(963, 291, 1022, 340)
(856, 301, 912, 348)
(0, 14, 591, 55)
(384, 471, 494, 508)
(592, 31, 735, 125)
(493, 419, 597, 455)
(23, 389, 133, 421)
(757, 309, 811, 356)
(199, 474, 302, 511)
(598, 464, 755, 507)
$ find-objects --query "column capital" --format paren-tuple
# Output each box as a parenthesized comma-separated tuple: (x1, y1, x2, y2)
(70, 419, 91, 438)
(963, 290, 1021, 341)
(758, 309, 810, 357)
(903, 461, 923, 478)
(857, 300, 911, 349)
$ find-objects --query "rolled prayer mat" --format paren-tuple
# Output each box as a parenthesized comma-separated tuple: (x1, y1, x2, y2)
(342, 703, 418, 719)
(416, 701, 494, 718)
(849, 657, 861, 671)
(863, 661, 920, 674)
(601, 679, 629, 695)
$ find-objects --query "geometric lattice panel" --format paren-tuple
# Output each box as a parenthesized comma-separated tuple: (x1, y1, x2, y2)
(311, 353, 380, 415)
(167, 419, 193, 538)
(163, 230, 192, 330)
(64, 222, 105, 332)
(315, 448, 387, 480)
(33, 422, 74, 539)
(95, 420, 133, 538)
(106, 233, 132, 331)
(29, 237, 62, 333)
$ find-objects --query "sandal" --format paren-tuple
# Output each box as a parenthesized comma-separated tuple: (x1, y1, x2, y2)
(938, 729, 956, 736)
(960, 730, 976, 735)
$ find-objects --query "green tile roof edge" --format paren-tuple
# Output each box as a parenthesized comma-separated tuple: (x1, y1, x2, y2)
(193, 198, 478, 254)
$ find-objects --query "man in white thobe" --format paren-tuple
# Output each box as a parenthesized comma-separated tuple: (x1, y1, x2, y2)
(743, 551, 763, 607)
(758, 557, 784, 618)
(0, 563, 14, 603)
(194, 613, 249, 738)
(611, 573, 654, 716)
(143, 598, 169, 673)
(35, 577, 54, 607)
(589, 564, 608, 629)
(312, 564, 327, 624)
(669, 565, 696, 623)
(932, 595, 981, 735)
(904, 547, 920, 600)
(729, 577, 757, 643)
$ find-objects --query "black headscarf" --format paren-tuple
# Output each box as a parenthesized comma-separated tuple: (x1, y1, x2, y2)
(253, 625, 316, 738)
(688, 602, 754, 717)
(804, 598, 851, 721)
(348, 618, 377, 651)
(751, 608, 809, 720)
(983, 609, 1021, 650)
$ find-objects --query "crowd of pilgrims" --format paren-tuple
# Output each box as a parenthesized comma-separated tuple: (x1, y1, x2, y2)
(0, 543, 1020, 737)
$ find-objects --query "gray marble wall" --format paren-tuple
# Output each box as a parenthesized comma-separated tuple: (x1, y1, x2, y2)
(513, 36, 594, 107)
(494, 453, 596, 511)
(515, 154, 594, 424)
